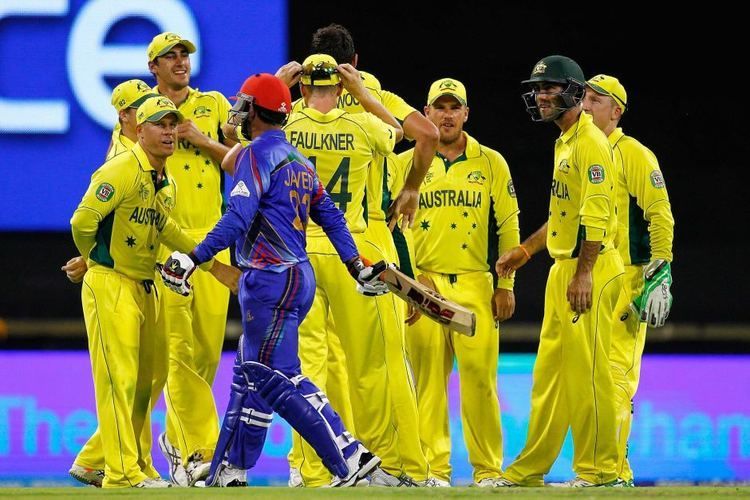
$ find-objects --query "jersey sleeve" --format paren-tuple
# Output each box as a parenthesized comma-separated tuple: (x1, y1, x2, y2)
(577, 138, 616, 242)
(379, 89, 417, 123)
(193, 146, 267, 263)
(309, 169, 359, 263)
(70, 161, 132, 258)
(360, 113, 397, 157)
(487, 150, 521, 290)
(623, 141, 674, 262)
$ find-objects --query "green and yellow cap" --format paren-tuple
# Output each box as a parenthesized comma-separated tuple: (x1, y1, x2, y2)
(147, 32, 196, 61)
(587, 74, 628, 112)
(111, 79, 158, 111)
(300, 53, 340, 86)
(427, 78, 467, 106)
(136, 96, 183, 125)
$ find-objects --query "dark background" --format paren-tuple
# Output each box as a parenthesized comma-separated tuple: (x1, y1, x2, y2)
(2, 4, 747, 334)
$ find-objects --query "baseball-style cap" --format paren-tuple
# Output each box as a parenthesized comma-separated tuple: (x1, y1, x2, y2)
(587, 74, 628, 112)
(239, 73, 291, 114)
(300, 53, 341, 86)
(136, 96, 183, 125)
(111, 79, 158, 111)
(147, 32, 196, 61)
(427, 78, 467, 106)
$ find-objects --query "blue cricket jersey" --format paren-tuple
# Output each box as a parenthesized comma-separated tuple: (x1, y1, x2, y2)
(193, 129, 358, 271)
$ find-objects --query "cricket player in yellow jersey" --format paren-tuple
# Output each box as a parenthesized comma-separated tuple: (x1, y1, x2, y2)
(283, 55, 431, 488)
(67, 79, 160, 487)
(583, 74, 674, 486)
(146, 32, 235, 486)
(397, 78, 520, 487)
(70, 97, 214, 488)
(285, 24, 437, 488)
(495, 55, 624, 487)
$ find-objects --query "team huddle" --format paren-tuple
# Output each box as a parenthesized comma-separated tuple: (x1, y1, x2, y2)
(63, 24, 674, 489)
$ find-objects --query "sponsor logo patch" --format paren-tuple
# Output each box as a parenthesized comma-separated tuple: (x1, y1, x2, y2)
(588, 164, 605, 184)
(230, 180, 251, 197)
(650, 170, 665, 188)
(96, 183, 115, 202)
(507, 179, 516, 198)
(557, 159, 570, 173)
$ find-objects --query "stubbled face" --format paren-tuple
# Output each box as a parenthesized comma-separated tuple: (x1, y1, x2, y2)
(425, 95, 469, 145)
(149, 44, 191, 90)
(531, 82, 565, 122)
(138, 114, 179, 159)
(583, 88, 618, 131)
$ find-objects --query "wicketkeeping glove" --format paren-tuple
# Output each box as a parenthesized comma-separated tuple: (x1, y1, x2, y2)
(633, 259, 672, 328)
(159, 251, 197, 296)
(346, 257, 389, 296)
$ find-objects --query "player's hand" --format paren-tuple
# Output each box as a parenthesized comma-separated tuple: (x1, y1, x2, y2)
(61, 256, 87, 283)
(495, 246, 530, 278)
(275, 61, 303, 87)
(177, 120, 208, 148)
(336, 64, 366, 100)
(209, 261, 241, 295)
(347, 257, 389, 296)
(634, 259, 672, 327)
(405, 274, 436, 325)
(567, 269, 593, 314)
(387, 187, 419, 231)
(159, 251, 197, 296)
(492, 288, 515, 322)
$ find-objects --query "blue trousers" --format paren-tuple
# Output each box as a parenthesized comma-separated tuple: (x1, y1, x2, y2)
(208, 262, 357, 481)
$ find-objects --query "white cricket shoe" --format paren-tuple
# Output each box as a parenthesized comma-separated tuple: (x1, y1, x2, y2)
(158, 432, 184, 486)
(423, 477, 451, 487)
(183, 453, 211, 487)
(68, 464, 104, 487)
(549, 477, 624, 487)
(369, 467, 420, 487)
(196, 464, 247, 487)
(288, 467, 303, 487)
(330, 444, 381, 487)
(134, 477, 172, 488)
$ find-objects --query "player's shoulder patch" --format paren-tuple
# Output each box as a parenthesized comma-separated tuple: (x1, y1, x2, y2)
(650, 170, 665, 188)
(507, 179, 516, 198)
(96, 183, 115, 202)
(587, 164, 605, 184)
(230, 180, 251, 198)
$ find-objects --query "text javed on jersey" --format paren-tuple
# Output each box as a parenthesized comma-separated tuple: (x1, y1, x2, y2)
(288, 131, 355, 151)
(419, 189, 482, 209)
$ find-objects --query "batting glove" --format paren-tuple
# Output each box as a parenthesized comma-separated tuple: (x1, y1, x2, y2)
(633, 259, 673, 327)
(347, 257, 389, 296)
(159, 251, 198, 296)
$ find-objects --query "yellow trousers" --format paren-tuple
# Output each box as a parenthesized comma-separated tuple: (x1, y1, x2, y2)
(609, 265, 648, 482)
(406, 270, 503, 483)
(504, 251, 624, 486)
(80, 268, 162, 488)
(291, 224, 427, 485)
(159, 235, 230, 461)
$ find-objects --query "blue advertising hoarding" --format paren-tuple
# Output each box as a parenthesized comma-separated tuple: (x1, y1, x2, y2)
(0, 0, 287, 230)
(1, 352, 748, 485)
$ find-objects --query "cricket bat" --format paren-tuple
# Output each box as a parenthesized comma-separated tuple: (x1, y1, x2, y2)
(379, 264, 476, 336)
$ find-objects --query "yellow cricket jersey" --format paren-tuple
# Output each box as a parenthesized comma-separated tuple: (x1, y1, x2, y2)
(398, 133, 520, 288)
(609, 128, 674, 265)
(547, 111, 618, 260)
(157, 86, 231, 231)
(292, 71, 416, 221)
(283, 107, 396, 237)
(71, 143, 196, 281)
(106, 131, 135, 161)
